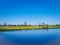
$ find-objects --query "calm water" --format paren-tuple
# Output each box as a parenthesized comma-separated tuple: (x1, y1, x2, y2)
(0, 29, 60, 45)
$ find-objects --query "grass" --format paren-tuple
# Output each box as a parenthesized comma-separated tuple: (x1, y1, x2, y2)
(0, 25, 60, 31)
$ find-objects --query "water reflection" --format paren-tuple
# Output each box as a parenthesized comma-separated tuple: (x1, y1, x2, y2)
(0, 29, 60, 45)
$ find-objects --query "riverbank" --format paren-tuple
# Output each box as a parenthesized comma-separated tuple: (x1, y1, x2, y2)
(0, 25, 60, 31)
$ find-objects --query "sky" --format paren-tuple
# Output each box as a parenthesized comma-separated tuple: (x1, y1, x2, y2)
(0, 0, 60, 25)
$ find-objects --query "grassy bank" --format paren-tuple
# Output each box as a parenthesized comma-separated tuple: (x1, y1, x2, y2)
(0, 25, 60, 31)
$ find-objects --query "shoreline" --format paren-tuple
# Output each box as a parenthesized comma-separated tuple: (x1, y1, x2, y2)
(0, 25, 60, 31)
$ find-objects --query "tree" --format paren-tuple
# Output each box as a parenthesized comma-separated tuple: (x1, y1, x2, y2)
(24, 22, 27, 26)
(42, 23, 45, 26)
(4, 23, 6, 26)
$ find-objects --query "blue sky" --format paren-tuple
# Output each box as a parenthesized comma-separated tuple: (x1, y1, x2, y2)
(0, 0, 60, 25)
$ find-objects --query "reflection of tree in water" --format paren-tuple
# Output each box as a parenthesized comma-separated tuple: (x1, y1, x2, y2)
(42, 28, 48, 32)
(42, 24, 48, 32)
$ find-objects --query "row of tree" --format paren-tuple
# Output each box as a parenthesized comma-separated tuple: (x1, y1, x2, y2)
(0, 22, 60, 26)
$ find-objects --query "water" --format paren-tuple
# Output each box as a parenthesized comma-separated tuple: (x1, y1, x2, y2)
(0, 29, 60, 45)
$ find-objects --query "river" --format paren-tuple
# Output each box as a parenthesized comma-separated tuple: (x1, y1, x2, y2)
(0, 29, 60, 45)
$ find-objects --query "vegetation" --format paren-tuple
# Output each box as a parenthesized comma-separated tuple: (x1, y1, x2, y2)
(0, 23, 60, 31)
(0, 25, 60, 31)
